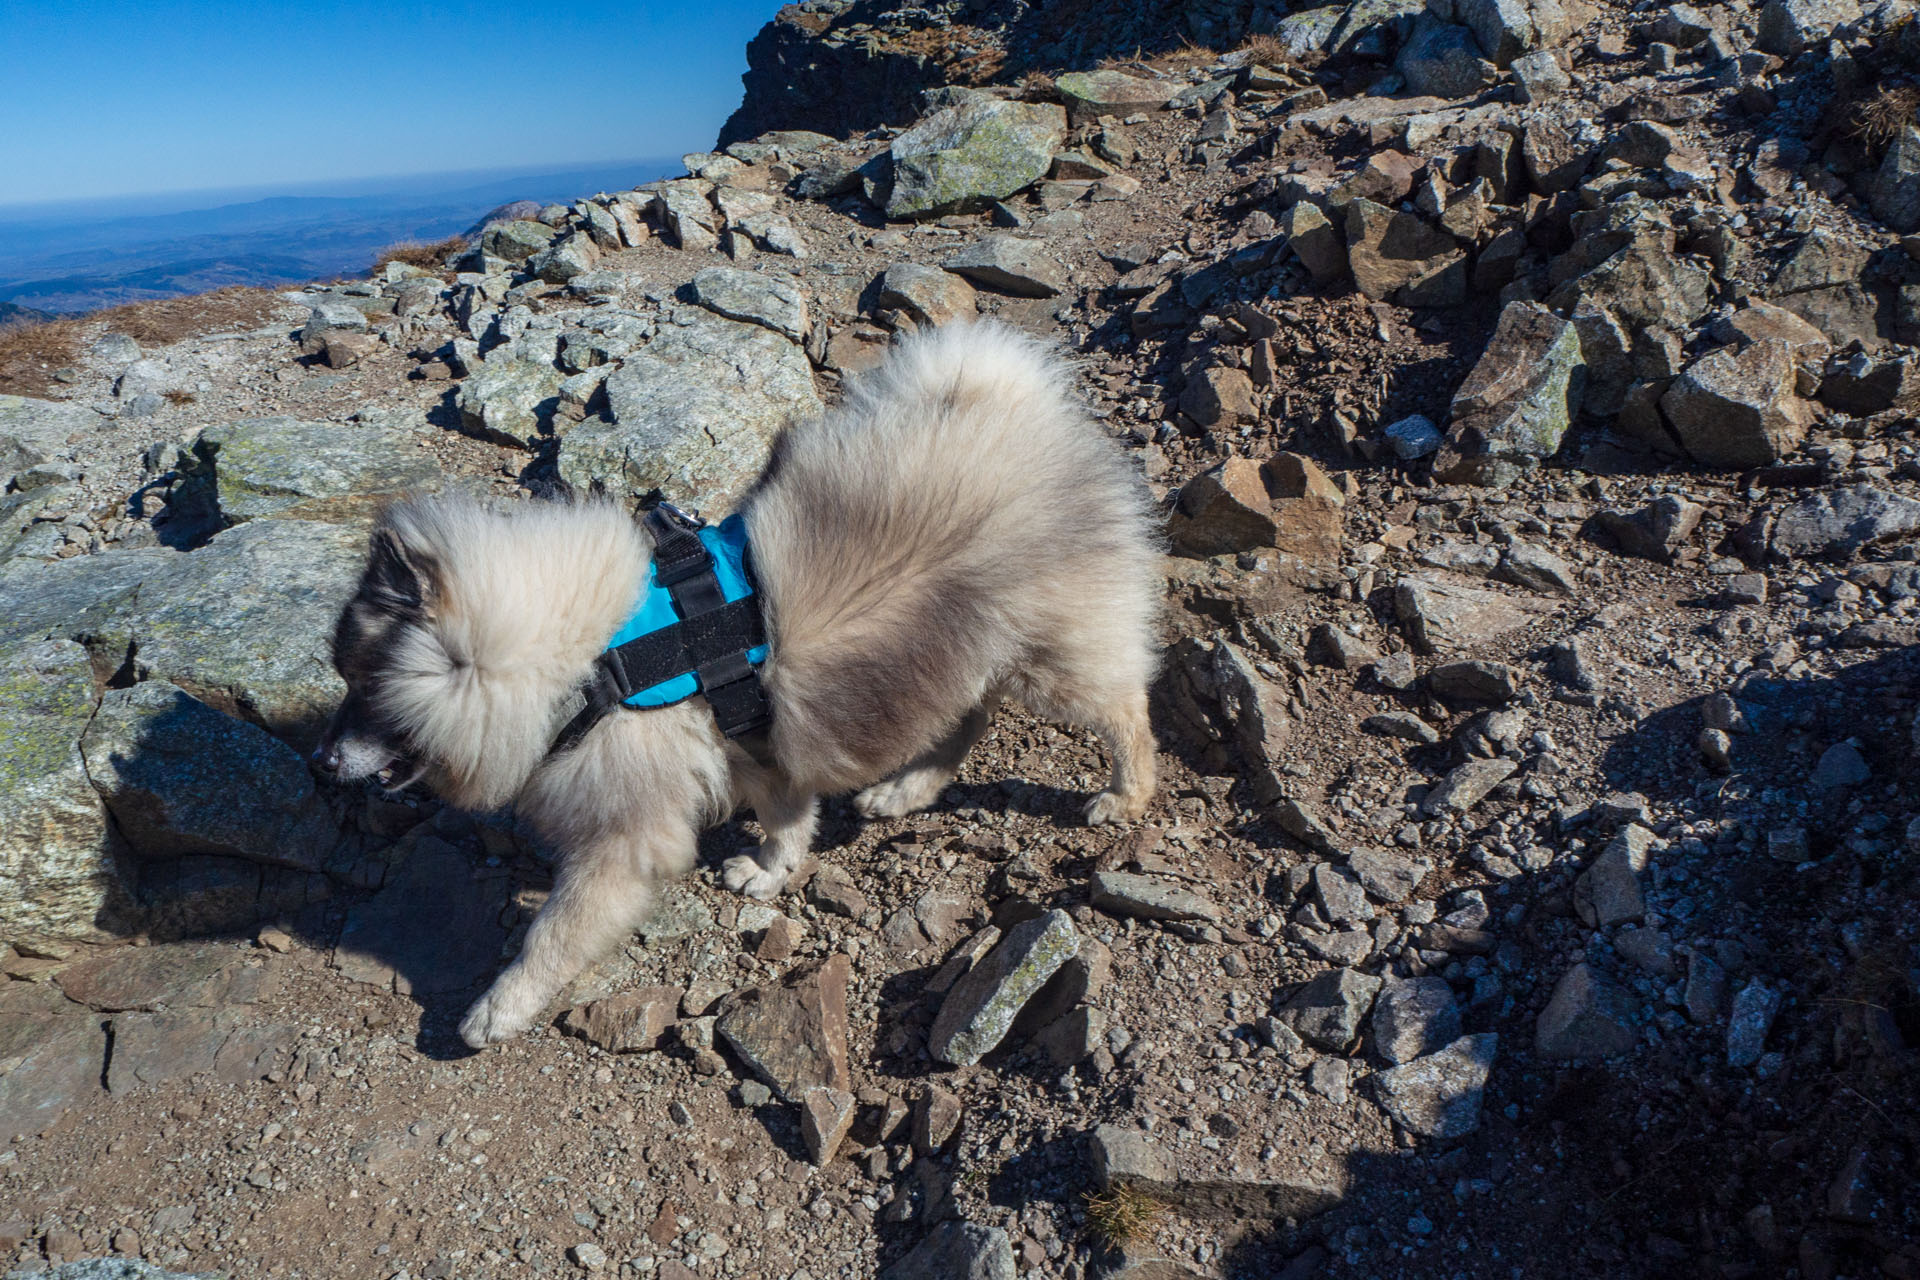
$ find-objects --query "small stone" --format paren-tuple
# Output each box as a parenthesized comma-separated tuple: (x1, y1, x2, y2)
(1573, 824, 1653, 928)
(1307, 1056, 1350, 1103)
(571, 1241, 609, 1271)
(800, 1085, 857, 1165)
(561, 987, 681, 1053)
(1427, 659, 1518, 704)
(1596, 495, 1704, 562)
(1385, 414, 1444, 459)
(714, 954, 851, 1103)
(1363, 712, 1440, 746)
(1090, 871, 1219, 922)
(1536, 962, 1638, 1060)
(1348, 848, 1430, 903)
(739, 1080, 773, 1108)
(688, 267, 810, 343)
(1727, 983, 1782, 1067)
(877, 263, 977, 329)
(1279, 967, 1384, 1052)
(913, 1082, 963, 1155)
(943, 236, 1068, 297)
(1812, 742, 1870, 789)
(1422, 758, 1519, 816)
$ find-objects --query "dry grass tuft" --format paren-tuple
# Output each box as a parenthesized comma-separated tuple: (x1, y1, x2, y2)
(0, 285, 286, 399)
(371, 235, 469, 274)
(1142, 39, 1220, 72)
(162, 389, 196, 406)
(1850, 84, 1920, 149)
(1014, 69, 1057, 100)
(1083, 1185, 1163, 1248)
(1235, 31, 1291, 66)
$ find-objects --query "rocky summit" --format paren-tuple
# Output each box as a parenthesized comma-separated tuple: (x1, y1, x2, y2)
(3, 0, 1920, 1277)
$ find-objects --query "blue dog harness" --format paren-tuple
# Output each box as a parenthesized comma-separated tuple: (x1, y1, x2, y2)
(548, 506, 772, 755)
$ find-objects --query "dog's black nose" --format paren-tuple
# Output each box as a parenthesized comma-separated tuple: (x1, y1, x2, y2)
(312, 745, 341, 774)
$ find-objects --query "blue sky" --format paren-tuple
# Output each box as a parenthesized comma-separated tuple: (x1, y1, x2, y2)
(0, 0, 783, 206)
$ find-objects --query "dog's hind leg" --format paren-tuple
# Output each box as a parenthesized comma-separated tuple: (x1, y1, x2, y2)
(1080, 687, 1156, 824)
(460, 828, 680, 1048)
(852, 696, 1002, 820)
(724, 770, 817, 901)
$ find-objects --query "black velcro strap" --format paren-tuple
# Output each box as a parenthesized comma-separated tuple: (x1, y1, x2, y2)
(643, 508, 710, 587)
(602, 597, 765, 697)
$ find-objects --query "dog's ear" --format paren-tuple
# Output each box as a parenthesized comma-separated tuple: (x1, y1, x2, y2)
(366, 527, 438, 614)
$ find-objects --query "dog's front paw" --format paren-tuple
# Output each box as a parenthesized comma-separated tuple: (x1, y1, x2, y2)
(1084, 788, 1148, 826)
(723, 853, 788, 901)
(853, 773, 940, 819)
(459, 977, 542, 1049)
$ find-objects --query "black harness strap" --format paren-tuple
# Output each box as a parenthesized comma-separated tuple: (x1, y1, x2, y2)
(547, 508, 773, 757)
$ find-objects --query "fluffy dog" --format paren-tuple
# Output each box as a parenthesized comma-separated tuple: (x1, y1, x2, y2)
(316, 321, 1162, 1049)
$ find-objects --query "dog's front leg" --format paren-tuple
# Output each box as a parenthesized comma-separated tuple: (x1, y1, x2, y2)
(460, 828, 683, 1048)
(723, 771, 816, 901)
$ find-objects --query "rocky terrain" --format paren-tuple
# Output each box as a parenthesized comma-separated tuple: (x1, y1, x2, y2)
(3, 0, 1920, 1277)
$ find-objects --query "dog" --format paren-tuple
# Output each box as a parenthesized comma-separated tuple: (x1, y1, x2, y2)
(315, 320, 1162, 1049)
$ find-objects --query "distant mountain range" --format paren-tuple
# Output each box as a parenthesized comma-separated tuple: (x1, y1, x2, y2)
(0, 161, 681, 315)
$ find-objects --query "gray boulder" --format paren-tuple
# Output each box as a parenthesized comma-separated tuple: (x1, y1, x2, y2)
(657, 180, 719, 252)
(1053, 70, 1175, 124)
(688, 266, 811, 343)
(0, 395, 98, 479)
(1396, 17, 1496, 97)
(887, 98, 1067, 220)
(1769, 485, 1920, 560)
(478, 219, 556, 262)
(1871, 125, 1920, 235)
(81, 680, 339, 871)
(559, 309, 821, 512)
(1756, 0, 1862, 53)
(1344, 199, 1466, 307)
(929, 909, 1079, 1066)
(0, 638, 124, 942)
(1536, 962, 1638, 1059)
(1660, 340, 1810, 468)
(1456, 0, 1570, 64)
(877, 263, 978, 329)
(528, 232, 600, 284)
(456, 354, 567, 447)
(178, 416, 442, 524)
(1372, 1034, 1498, 1138)
(1279, 967, 1383, 1052)
(0, 518, 360, 751)
(880, 1222, 1015, 1280)
(1434, 301, 1585, 485)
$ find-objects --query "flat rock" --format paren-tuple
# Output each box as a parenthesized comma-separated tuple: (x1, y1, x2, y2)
(1422, 757, 1519, 815)
(561, 986, 682, 1052)
(876, 263, 977, 329)
(1279, 967, 1383, 1052)
(333, 838, 509, 996)
(1344, 198, 1465, 306)
(1428, 659, 1518, 703)
(1088, 1121, 1345, 1222)
(54, 943, 240, 1011)
(942, 236, 1068, 297)
(0, 395, 101, 478)
(715, 953, 851, 1102)
(930, 909, 1079, 1066)
(28, 1261, 223, 1279)
(455, 354, 565, 447)
(800, 1084, 857, 1165)
(1090, 871, 1220, 922)
(1727, 982, 1782, 1067)
(1395, 575, 1552, 651)
(879, 1222, 1015, 1280)
(887, 98, 1067, 220)
(1769, 485, 1920, 561)
(1372, 1033, 1497, 1138)
(176, 415, 442, 525)
(1536, 962, 1638, 1059)
(0, 1014, 107, 1142)
(1871, 125, 1920, 235)
(81, 680, 340, 871)
(1596, 495, 1703, 561)
(1573, 823, 1652, 928)
(106, 1007, 252, 1092)
(560, 308, 821, 513)
(1435, 301, 1584, 485)
(688, 266, 810, 343)
(1348, 848, 1430, 903)
(1054, 70, 1176, 123)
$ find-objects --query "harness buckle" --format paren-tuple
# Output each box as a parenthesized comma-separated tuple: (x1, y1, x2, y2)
(651, 500, 704, 530)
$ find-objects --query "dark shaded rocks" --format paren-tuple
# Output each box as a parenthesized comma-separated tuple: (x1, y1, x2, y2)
(1756, 0, 1862, 55)
(1536, 962, 1638, 1059)
(1428, 659, 1518, 703)
(929, 909, 1078, 1066)
(1422, 757, 1519, 815)
(1661, 340, 1811, 468)
(1726, 982, 1783, 1067)
(1573, 823, 1652, 928)
(1372, 976, 1463, 1064)
(332, 839, 509, 996)
(1280, 203, 1348, 284)
(80, 681, 339, 871)
(1434, 302, 1584, 485)
(886, 98, 1067, 220)
(1179, 366, 1257, 427)
(716, 954, 852, 1102)
(942, 236, 1068, 297)
(1871, 125, 1920, 234)
(1395, 17, 1497, 98)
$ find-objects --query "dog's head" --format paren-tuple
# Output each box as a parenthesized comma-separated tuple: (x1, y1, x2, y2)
(315, 518, 445, 793)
